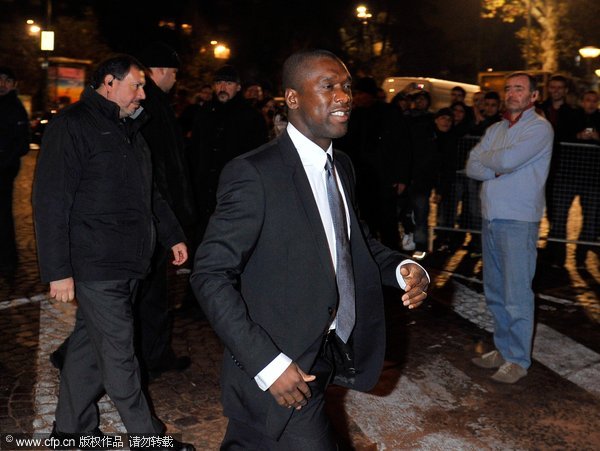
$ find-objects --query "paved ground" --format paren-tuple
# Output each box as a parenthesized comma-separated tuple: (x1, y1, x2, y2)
(1, 151, 599, 450)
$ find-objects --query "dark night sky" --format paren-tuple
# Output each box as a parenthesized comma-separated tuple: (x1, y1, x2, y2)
(5, 0, 600, 89)
(87, 0, 524, 85)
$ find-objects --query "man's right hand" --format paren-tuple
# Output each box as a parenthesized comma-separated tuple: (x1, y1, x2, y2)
(49, 277, 75, 303)
(268, 362, 316, 410)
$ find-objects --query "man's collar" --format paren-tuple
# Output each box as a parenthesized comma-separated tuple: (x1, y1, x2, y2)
(287, 123, 332, 167)
(503, 104, 535, 128)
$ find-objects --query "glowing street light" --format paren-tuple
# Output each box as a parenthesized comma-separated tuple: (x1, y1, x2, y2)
(356, 5, 372, 20)
(579, 46, 600, 59)
(41, 31, 55, 51)
(27, 20, 41, 35)
(213, 43, 230, 60)
(579, 46, 600, 86)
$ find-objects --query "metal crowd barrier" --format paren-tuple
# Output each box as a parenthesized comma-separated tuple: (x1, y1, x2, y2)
(431, 136, 600, 249)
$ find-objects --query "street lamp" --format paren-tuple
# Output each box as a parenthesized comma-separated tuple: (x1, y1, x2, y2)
(579, 46, 600, 59)
(211, 41, 230, 60)
(27, 19, 41, 36)
(40, 31, 54, 51)
(355, 5, 374, 61)
(356, 5, 372, 23)
(40, 30, 54, 112)
(579, 46, 600, 88)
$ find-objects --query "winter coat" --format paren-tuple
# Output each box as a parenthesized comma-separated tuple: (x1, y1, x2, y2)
(0, 90, 29, 169)
(33, 87, 184, 283)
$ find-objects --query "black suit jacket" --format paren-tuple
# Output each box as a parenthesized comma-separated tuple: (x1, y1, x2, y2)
(191, 130, 403, 438)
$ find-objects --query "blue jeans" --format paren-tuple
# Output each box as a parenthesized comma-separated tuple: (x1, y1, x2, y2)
(482, 219, 539, 369)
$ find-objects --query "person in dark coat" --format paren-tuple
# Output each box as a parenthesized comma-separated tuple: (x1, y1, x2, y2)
(187, 65, 268, 238)
(549, 90, 600, 265)
(135, 42, 198, 377)
(537, 75, 579, 265)
(33, 55, 194, 451)
(335, 76, 411, 250)
(191, 49, 429, 450)
(405, 103, 445, 259)
(0, 66, 29, 276)
(432, 108, 462, 251)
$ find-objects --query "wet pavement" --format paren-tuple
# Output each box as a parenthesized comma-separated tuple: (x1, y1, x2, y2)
(1, 151, 599, 450)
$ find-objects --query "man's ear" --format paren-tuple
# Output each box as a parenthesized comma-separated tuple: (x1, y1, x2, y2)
(285, 88, 299, 110)
(103, 74, 114, 87)
(531, 90, 539, 102)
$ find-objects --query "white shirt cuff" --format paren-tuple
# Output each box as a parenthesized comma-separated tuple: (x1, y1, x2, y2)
(396, 259, 430, 290)
(254, 353, 293, 391)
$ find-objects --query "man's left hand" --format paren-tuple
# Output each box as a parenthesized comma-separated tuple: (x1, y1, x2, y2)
(400, 263, 429, 309)
(171, 242, 188, 266)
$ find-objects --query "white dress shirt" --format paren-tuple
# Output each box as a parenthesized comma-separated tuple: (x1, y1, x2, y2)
(254, 123, 428, 391)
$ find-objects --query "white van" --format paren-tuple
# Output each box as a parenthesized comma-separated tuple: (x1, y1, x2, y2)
(382, 77, 480, 111)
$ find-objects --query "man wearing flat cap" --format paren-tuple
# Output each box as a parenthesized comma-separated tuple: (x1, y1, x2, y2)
(135, 41, 198, 379)
(0, 66, 29, 277)
(187, 64, 268, 238)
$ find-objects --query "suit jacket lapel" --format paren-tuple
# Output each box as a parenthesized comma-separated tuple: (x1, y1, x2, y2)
(333, 150, 362, 243)
(277, 131, 336, 280)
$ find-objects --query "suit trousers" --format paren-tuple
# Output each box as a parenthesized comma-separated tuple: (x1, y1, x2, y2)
(55, 279, 161, 434)
(221, 333, 340, 451)
(135, 244, 173, 370)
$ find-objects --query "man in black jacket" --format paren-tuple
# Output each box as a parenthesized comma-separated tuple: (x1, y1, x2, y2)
(0, 66, 29, 276)
(136, 42, 197, 378)
(187, 64, 268, 237)
(33, 55, 194, 450)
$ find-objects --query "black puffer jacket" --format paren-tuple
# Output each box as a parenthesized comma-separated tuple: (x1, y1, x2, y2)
(33, 87, 184, 283)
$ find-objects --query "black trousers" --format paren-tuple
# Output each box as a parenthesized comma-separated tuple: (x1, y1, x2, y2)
(220, 332, 346, 451)
(55, 280, 162, 434)
(548, 178, 600, 263)
(0, 164, 19, 272)
(135, 244, 173, 370)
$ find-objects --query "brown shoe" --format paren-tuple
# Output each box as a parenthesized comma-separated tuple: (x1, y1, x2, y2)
(491, 362, 527, 384)
(471, 350, 505, 369)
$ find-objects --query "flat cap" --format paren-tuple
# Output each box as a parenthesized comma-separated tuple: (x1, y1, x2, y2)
(214, 65, 240, 83)
(0, 66, 16, 80)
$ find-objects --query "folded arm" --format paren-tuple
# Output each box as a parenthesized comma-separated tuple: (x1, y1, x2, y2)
(467, 120, 553, 180)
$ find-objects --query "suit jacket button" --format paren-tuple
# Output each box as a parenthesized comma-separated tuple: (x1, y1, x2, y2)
(328, 307, 334, 314)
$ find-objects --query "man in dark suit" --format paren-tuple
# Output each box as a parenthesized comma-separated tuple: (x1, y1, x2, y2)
(191, 49, 429, 450)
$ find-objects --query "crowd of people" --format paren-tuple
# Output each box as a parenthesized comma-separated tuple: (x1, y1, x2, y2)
(334, 75, 599, 265)
(0, 43, 598, 449)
